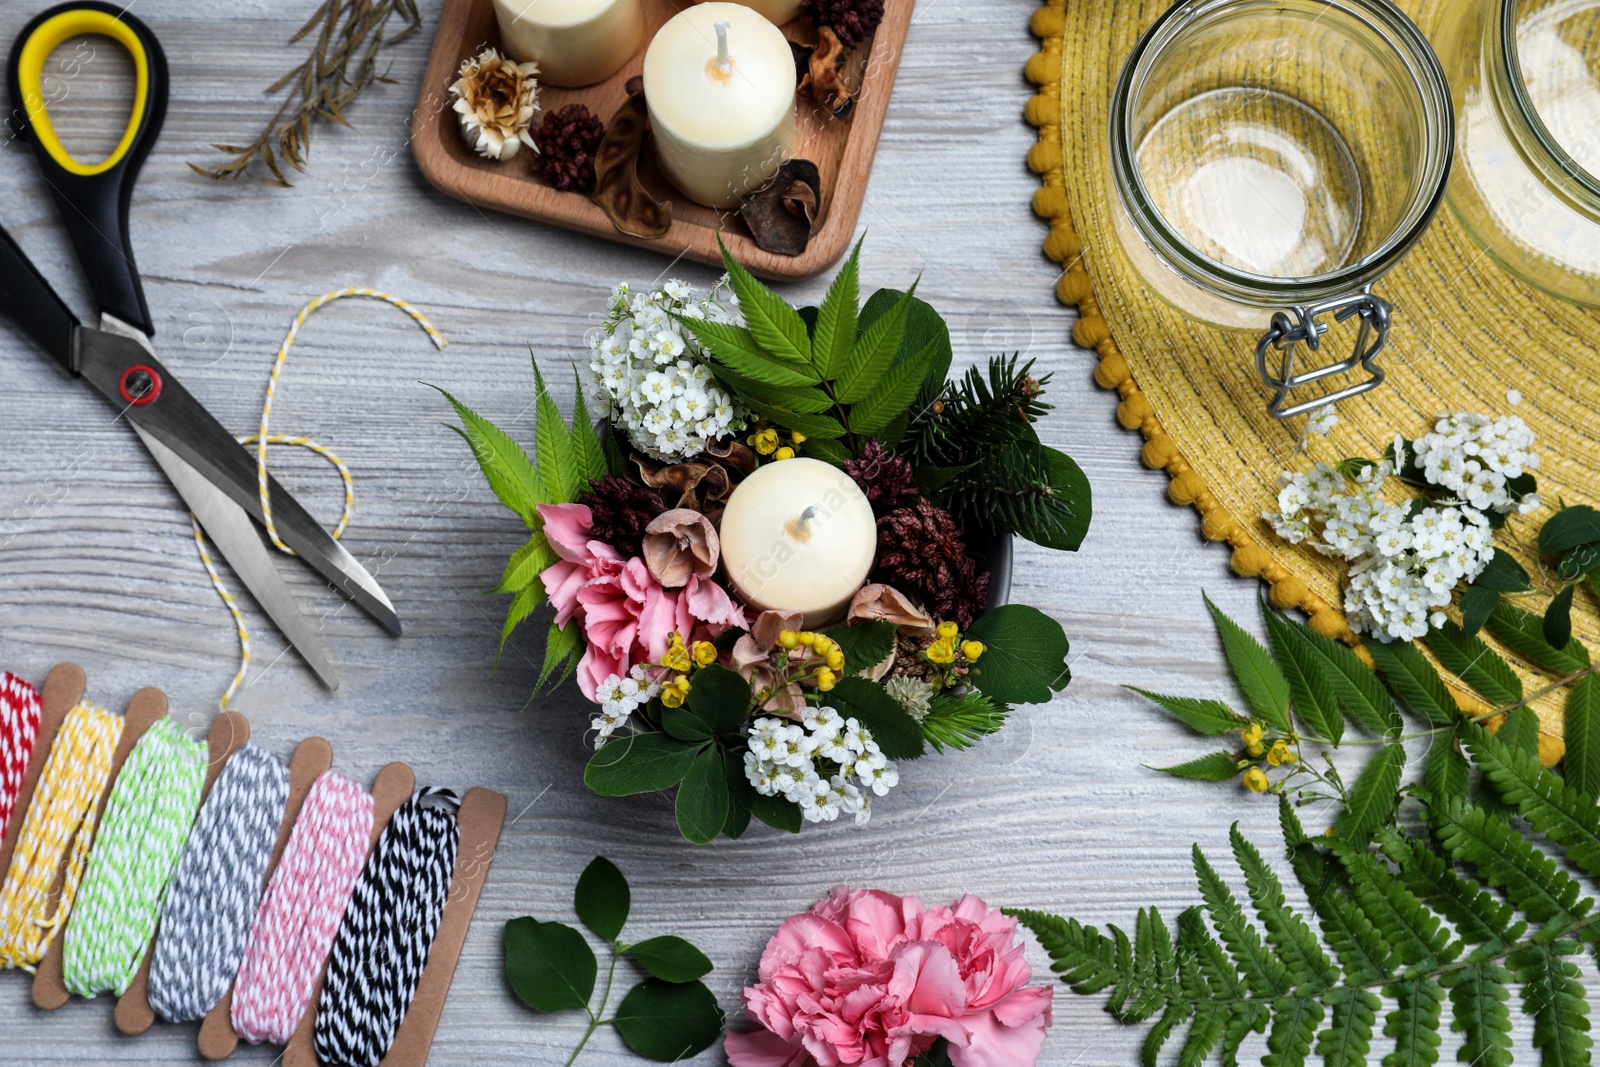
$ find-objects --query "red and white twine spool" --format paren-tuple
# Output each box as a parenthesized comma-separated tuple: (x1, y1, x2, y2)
(0, 672, 42, 832)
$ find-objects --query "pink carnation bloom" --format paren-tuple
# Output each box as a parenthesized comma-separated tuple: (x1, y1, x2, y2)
(538, 502, 747, 700)
(726, 888, 1053, 1067)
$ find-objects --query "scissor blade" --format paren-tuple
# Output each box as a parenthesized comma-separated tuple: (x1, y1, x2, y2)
(134, 424, 340, 691)
(75, 327, 402, 636)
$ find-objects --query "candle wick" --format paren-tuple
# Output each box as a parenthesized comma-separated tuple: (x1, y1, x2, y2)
(714, 19, 732, 75)
(785, 505, 820, 543)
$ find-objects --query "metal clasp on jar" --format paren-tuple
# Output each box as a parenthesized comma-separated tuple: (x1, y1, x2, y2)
(1253, 289, 1393, 419)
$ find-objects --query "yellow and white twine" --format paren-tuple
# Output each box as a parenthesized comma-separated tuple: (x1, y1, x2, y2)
(0, 702, 123, 971)
(193, 289, 447, 709)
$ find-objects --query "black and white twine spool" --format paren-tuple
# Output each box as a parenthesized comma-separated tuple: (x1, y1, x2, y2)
(314, 787, 461, 1067)
(147, 742, 289, 1022)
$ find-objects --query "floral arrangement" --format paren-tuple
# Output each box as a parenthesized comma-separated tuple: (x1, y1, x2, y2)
(1267, 408, 1540, 642)
(726, 887, 1054, 1067)
(440, 240, 1088, 842)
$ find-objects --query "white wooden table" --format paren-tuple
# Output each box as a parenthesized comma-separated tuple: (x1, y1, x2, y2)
(0, 1, 1459, 1064)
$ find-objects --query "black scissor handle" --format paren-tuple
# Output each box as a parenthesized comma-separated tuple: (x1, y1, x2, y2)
(8, 2, 167, 336)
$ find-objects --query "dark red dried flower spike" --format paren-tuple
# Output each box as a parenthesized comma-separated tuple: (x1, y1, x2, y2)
(843, 440, 915, 509)
(576, 475, 667, 558)
(534, 104, 607, 193)
(800, 0, 885, 48)
(875, 497, 989, 629)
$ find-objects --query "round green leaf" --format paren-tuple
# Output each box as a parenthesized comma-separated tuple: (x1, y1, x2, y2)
(674, 747, 731, 845)
(574, 857, 629, 942)
(965, 605, 1071, 706)
(611, 978, 726, 1061)
(1020, 446, 1092, 551)
(686, 663, 754, 735)
(504, 918, 597, 1013)
(585, 733, 700, 796)
(625, 935, 713, 983)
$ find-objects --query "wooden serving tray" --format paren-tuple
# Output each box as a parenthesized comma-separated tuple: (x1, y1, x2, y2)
(411, 0, 913, 279)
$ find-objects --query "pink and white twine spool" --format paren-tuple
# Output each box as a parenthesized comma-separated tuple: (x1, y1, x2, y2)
(230, 769, 374, 1045)
(0, 672, 42, 832)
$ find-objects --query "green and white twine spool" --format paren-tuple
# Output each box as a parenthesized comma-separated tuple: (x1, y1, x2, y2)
(62, 717, 207, 997)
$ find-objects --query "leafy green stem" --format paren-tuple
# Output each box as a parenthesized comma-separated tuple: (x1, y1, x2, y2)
(565, 947, 621, 1067)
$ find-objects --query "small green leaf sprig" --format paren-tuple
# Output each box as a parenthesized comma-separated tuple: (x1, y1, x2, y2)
(505, 857, 724, 1065)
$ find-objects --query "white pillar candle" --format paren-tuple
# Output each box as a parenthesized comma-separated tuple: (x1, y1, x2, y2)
(719, 458, 878, 628)
(492, 0, 645, 88)
(643, 3, 798, 208)
(696, 0, 804, 25)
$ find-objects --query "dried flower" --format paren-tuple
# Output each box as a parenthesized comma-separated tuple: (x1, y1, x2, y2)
(843, 439, 916, 509)
(450, 48, 540, 161)
(642, 509, 719, 588)
(884, 675, 935, 720)
(575, 475, 666, 558)
(847, 583, 935, 639)
(875, 497, 989, 629)
(534, 103, 606, 192)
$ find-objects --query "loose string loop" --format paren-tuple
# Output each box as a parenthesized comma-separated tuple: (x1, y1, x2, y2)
(62, 717, 207, 996)
(232, 770, 374, 1046)
(147, 742, 289, 1021)
(0, 702, 121, 971)
(314, 787, 461, 1067)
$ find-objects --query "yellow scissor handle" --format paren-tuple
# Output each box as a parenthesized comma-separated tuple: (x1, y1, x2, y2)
(14, 7, 150, 175)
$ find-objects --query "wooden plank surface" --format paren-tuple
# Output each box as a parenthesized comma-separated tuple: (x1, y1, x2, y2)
(0, 0, 1569, 1064)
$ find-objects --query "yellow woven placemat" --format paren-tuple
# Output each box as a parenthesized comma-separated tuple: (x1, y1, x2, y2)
(1024, 0, 1600, 757)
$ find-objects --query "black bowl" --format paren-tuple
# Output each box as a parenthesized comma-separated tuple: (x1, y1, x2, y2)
(977, 532, 1014, 612)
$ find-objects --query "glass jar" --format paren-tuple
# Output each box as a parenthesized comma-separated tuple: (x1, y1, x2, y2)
(1110, 0, 1454, 417)
(1433, 0, 1600, 306)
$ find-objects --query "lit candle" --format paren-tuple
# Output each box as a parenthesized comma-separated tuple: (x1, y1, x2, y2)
(718, 458, 878, 628)
(642, 2, 798, 208)
(492, 0, 645, 88)
(696, 0, 803, 25)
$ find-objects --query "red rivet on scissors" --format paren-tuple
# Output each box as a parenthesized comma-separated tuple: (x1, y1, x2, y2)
(119, 365, 162, 406)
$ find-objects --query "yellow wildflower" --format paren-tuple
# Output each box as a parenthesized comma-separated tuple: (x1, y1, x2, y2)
(750, 427, 780, 455)
(926, 639, 956, 665)
(661, 686, 686, 708)
(662, 641, 691, 673)
(692, 641, 718, 667)
(826, 650, 845, 672)
(960, 640, 985, 661)
(790, 431, 808, 444)
(1241, 767, 1270, 793)
(936, 621, 959, 640)
(1267, 740, 1298, 767)
(814, 667, 837, 691)
(1241, 722, 1265, 758)
(777, 630, 801, 650)
(798, 631, 816, 646)
(774, 447, 795, 460)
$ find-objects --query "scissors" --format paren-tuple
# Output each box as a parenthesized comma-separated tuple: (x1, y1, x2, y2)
(0, 2, 401, 689)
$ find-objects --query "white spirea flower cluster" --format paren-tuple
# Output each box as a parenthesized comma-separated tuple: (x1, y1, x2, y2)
(591, 666, 662, 749)
(1411, 412, 1541, 516)
(743, 708, 898, 826)
(1267, 440, 1498, 642)
(588, 278, 747, 461)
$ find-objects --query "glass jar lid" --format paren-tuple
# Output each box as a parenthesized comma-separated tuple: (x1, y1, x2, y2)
(1506, 0, 1600, 198)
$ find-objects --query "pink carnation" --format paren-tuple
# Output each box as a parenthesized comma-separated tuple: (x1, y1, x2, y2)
(538, 502, 747, 700)
(726, 888, 1053, 1067)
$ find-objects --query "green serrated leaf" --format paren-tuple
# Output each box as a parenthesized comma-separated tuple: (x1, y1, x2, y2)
(493, 534, 557, 595)
(821, 620, 897, 677)
(848, 348, 931, 436)
(828, 676, 925, 759)
(503, 917, 596, 1013)
(574, 856, 629, 941)
(812, 236, 861, 379)
(1365, 639, 1460, 726)
(1334, 744, 1405, 843)
(966, 605, 1072, 704)
(532, 363, 582, 504)
(1152, 752, 1240, 782)
(1264, 606, 1342, 745)
(569, 374, 607, 484)
(682, 318, 820, 387)
(837, 285, 915, 404)
(1423, 622, 1523, 706)
(738, 396, 848, 440)
(611, 978, 726, 1061)
(718, 235, 811, 365)
(1487, 601, 1591, 674)
(1565, 675, 1600, 799)
(1423, 732, 1469, 806)
(431, 384, 543, 524)
(499, 584, 543, 659)
(1205, 596, 1290, 733)
(1292, 623, 1400, 738)
(625, 935, 713, 983)
(534, 621, 582, 694)
(1128, 688, 1247, 736)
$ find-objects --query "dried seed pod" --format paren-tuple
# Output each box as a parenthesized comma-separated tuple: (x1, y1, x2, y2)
(642, 509, 720, 587)
(794, 28, 855, 119)
(450, 48, 541, 161)
(740, 159, 823, 256)
(591, 76, 671, 238)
